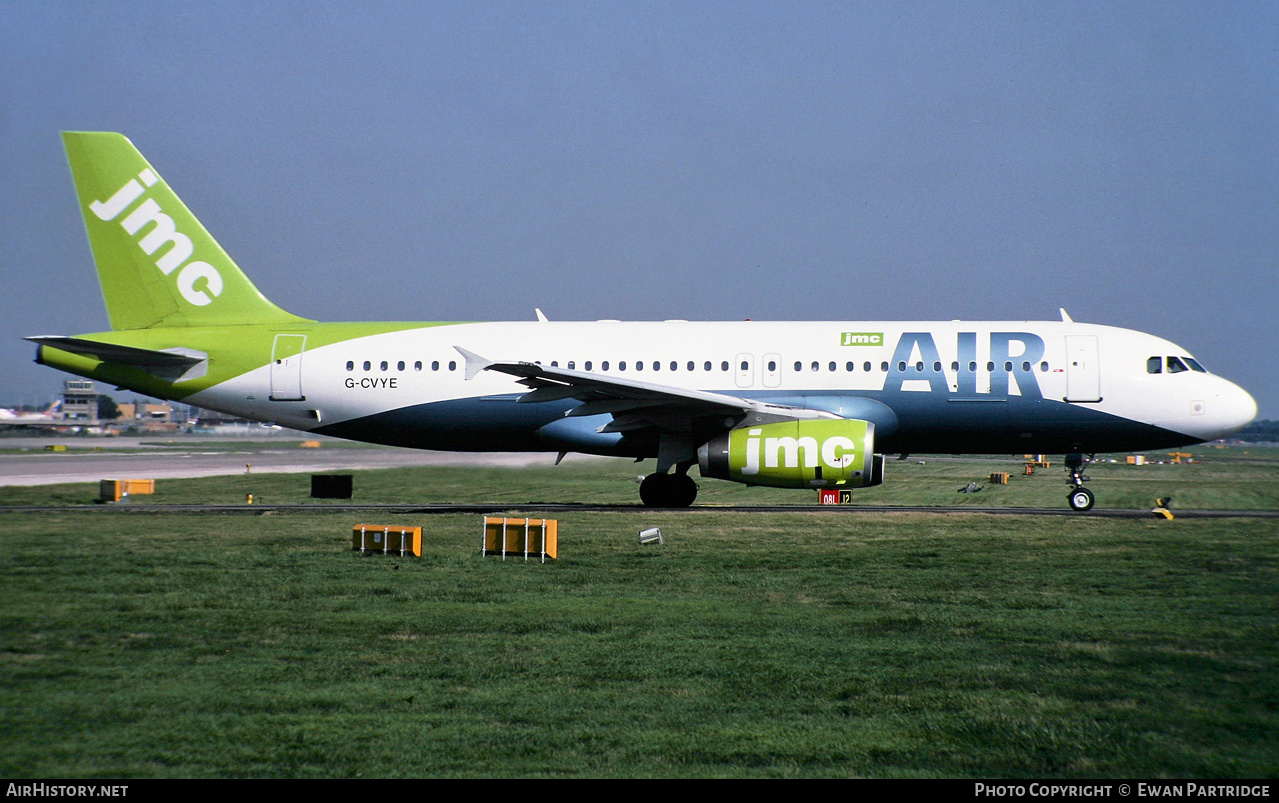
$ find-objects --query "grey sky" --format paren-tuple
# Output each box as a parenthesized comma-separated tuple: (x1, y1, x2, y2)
(2, 2, 1276, 417)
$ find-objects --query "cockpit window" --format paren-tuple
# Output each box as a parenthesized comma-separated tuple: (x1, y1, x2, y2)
(1184, 357, 1207, 373)
(1167, 356, 1189, 373)
(1147, 357, 1161, 374)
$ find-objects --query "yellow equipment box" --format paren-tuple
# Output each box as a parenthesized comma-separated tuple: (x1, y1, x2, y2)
(483, 517, 557, 561)
(99, 478, 155, 502)
(352, 524, 422, 556)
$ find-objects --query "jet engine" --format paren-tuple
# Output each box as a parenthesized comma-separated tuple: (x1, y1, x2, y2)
(697, 419, 884, 489)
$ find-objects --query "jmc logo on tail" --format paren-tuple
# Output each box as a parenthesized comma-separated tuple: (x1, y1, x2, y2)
(90, 170, 224, 307)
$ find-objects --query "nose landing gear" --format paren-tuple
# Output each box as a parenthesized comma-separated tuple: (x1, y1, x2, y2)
(1065, 452, 1095, 511)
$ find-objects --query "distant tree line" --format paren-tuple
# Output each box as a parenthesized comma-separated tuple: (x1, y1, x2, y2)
(98, 395, 120, 420)
(1237, 419, 1279, 441)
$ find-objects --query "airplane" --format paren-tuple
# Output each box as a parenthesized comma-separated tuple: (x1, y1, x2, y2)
(0, 401, 63, 429)
(29, 132, 1257, 510)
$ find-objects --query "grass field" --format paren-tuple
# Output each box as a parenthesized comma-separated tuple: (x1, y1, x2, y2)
(1, 444, 1276, 777)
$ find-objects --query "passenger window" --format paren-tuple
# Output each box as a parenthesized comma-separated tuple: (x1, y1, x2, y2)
(686, 361, 694, 371)
(414, 361, 422, 371)
(898, 361, 907, 371)
(811, 361, 820, 372)
(397, 361, 405, 371)
(969, 361, 977, 372)
(568, 361, 575, 369)
(1167, 356, 1188, 373)
(586, 361, 593, 371)
(721, 361, 730, 372)
(1039, 361, 1048, 372)
(768, 360, 777, 372)
(1147, 357, 1161, 374)
(1004, 361, 1012, 372)
(448, 361, 457, 371)
(880, 362, 889, 372)
(346, 360, 354, 371)
(1022, 361, 1030, 372)
(863, 362, 871, 372)
(363, 361, 371, 371)
(950, 361, 959, 371)
(704, 361, 712, 371)
(846, 361, 854, 372)
(635, 361, 642, 371)
(987, 361, 995, 372)
(431, 360, 439, 371)
(620, 361, 627, 371)
(828, 361, 836, 372)
(794, 361, 802, 372)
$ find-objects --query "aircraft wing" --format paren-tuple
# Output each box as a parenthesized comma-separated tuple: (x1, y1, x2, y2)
(455, 347, 838, 436)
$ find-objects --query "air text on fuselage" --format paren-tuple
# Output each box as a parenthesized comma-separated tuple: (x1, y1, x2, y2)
(879, 331, 1046, 398)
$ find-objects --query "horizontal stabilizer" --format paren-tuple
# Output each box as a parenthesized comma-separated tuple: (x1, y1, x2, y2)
(27, 336, 205, 368)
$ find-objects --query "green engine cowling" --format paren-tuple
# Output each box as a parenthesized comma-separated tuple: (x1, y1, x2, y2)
(697, 419, 885, 489)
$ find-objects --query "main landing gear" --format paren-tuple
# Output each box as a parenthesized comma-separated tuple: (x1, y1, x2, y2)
(640, 467, 699, 508)
(1065, 452, 1095, 511)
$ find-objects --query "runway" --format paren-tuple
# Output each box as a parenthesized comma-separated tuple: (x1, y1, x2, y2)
(0, 434, 578, 487)
(4, 434, 1276, 519)
(1, 501, 1276, 518)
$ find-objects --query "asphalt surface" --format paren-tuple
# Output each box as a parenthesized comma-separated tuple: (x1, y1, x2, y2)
(0, 434, 576, 487)
(0, 502, 1274, 518)
(3, 434, 1275, 518)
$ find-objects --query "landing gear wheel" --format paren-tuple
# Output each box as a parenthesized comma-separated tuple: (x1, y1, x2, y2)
(640, 473, 699, 508)
(639, 473, 668, 507)
(671, 474, 698, 508)
(1068, 487, 1095, 512)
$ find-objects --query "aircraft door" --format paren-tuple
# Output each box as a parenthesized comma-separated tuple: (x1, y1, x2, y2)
(270, 334, 307, 401)
(735, 354, 754, 388)
(1064, 335, 1101, 403)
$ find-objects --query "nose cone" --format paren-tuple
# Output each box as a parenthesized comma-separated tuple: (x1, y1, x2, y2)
(1211, 379, 1258, 439)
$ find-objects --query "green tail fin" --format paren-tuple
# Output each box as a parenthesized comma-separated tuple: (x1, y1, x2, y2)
(62, 132, 313, 330)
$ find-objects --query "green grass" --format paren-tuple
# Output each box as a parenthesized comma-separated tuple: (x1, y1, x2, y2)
(1, 444, 1276, 777)
(1, 514, 1276, 775)
(3, 442, 1278, 510)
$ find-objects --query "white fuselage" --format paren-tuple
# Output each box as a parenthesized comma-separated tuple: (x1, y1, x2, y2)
(187, 319, 1257, 457)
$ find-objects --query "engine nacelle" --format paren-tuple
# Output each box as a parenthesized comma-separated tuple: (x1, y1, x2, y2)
(697, 419, 884, 489)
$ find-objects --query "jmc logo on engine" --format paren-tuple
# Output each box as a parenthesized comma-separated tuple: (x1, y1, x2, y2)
(720, 419, 878, 489)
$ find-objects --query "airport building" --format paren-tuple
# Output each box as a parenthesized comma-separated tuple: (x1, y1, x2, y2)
(60, 380, 99, 424)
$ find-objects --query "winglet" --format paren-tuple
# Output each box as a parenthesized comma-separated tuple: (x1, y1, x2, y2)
(1059, 308, 1074, 323)
(535, 308, 549, 322)
(453, 346, 493, 381)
